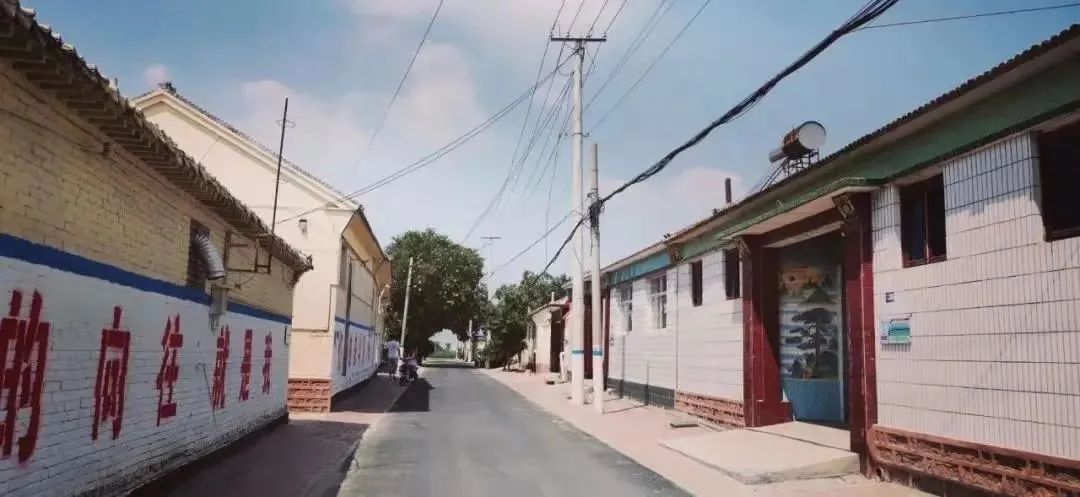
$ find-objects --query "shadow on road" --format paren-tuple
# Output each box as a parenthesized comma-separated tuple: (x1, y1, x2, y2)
(389, 378, 433, 413)
(136, 376, 404, 497)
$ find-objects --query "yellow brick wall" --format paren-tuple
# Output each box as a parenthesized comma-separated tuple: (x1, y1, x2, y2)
(0, 65, 294, 315)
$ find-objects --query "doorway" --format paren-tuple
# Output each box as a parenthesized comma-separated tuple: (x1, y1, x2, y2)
(777, 233, 848, 424)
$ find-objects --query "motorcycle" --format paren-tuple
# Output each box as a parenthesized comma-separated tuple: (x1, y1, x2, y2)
(398, 360, 418, 385)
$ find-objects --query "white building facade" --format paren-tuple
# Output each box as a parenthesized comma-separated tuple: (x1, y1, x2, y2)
(134, 89, 390, 412)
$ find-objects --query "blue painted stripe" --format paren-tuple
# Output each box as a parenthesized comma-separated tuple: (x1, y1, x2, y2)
(335, 316, 374, 331)
(592, 350, 603, 356)
(570, 349, 586, 355)
(0, 233, 292, 325)
(230, 302, 292, 325)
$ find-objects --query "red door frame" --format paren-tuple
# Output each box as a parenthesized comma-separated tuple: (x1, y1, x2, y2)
(739, 194, 877, 471)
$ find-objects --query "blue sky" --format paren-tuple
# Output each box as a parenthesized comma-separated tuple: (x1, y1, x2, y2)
(28, 0, 1080, 287)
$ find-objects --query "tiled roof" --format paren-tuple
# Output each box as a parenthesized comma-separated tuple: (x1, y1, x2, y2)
(0, 1, 313, 275)
(133, 85, 356, 208)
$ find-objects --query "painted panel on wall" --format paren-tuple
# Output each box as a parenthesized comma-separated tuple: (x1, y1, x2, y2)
(778, 234, 846, 423)
(0, 246, 290, 497)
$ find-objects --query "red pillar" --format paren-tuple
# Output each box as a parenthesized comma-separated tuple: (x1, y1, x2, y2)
(740, 236, 789, 427)
(836, 192, 878, 474)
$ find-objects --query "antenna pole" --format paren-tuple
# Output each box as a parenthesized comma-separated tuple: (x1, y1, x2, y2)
(270, 97, 290, 234)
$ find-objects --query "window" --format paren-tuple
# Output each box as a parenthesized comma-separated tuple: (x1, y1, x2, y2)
(186, 220, 210, 289)
(617, 285, 633, 332)
(723, 249, 740, 299)
(900, 174, 947, 266)
(1037, 121, 1080, 240)
(690, 260, 703, 307)
(649, 274, 667, 329)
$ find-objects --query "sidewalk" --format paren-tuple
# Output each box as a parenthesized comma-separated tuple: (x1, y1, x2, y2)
(482, 370, 926, 497)
(140, 375, 407, 497)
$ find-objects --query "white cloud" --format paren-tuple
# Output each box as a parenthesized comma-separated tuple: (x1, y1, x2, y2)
(346, 0, 622, 59)
(215, 1, 729, 288)
(599, 166, 745, 263)
(229, 43, 484, 190)
(143, 63, 170, 88)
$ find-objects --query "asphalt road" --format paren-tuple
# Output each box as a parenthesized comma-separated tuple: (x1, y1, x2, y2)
(332, 361, 691, 497)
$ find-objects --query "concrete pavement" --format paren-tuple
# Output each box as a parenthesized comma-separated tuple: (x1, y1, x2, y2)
(484, 369, 929, 497)
(333, 361, 691, 497)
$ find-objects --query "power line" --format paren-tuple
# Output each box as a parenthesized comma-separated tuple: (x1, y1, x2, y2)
(462, 78, 572, 243)
(275, 57, 571, 226)
(354, 0, 445, 168)
(584, 0, 674, 111)
(854, 2, 1080, 31)
(586, 0, 612, 35)
(590, 0, 713, 132)
(536, 0, 900, 277)
(506, 0, 568, 190)
(485, 212, 572, 278)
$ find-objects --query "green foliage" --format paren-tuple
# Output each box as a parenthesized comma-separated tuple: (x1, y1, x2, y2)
(384, 229, 488, 354)
(485, 271, 570, 367)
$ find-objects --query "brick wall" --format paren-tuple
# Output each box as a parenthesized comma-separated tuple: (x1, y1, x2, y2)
(0, 64, 294, 494)
(872, 131, 1080, 460)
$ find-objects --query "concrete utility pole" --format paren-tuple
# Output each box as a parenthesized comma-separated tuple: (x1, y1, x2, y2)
(399, 257, 414, 355)
(589, 143, 604, 413)
(467, 318, 474, 364)
(551, 34, 604, 405)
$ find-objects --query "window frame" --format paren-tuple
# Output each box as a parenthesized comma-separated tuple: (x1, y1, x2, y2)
(617, 284, 633, 333)
(723, 249, 740, 300)
(900, 174, 948, 267)
(689, 260, 704, 307)
(1037, 122, 1080, 241)
(648, 274, 668, 329)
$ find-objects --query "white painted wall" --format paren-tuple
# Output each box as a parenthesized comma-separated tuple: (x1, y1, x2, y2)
(674, 251, 744, 402)
(872, 131, 1080, 459)
(0, 255, 289, 497)
(139, 95, 384, 396)
(608, 269, 677, 391)
(138, 96, 362, 333)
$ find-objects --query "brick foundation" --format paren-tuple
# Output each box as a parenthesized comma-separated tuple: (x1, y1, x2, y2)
(287, 378, 332, 413)
(675, 392, 745, 428)
(869, 425, 1080, 496)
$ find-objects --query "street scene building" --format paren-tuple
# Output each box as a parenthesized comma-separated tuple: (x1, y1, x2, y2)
(132, 86, 390, 412)
(0, 4, 311, 495)
(597, 24, 1080, 495)
(3, 1, 1080, 496)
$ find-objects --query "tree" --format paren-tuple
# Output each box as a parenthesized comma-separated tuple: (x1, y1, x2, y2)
(487, 271, 570, 368)
(384, 229, 487, 355)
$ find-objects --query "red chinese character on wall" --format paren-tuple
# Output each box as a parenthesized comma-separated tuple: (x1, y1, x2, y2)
(156, 315, 183, 426)
(92, 307, 130, 441)
(0, 290, 49, 464)
(210, 326, 229, 410)
(261, 333, 272, 395)
(238, 329, 253, 402)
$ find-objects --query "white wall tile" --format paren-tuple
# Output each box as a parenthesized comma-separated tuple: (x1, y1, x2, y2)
(873, 132, 1080, 460)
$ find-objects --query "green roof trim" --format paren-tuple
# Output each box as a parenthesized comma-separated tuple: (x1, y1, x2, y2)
(606, 250, 671, 288)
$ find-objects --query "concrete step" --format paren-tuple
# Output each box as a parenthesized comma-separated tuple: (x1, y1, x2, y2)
(658, 422, 858, 484)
